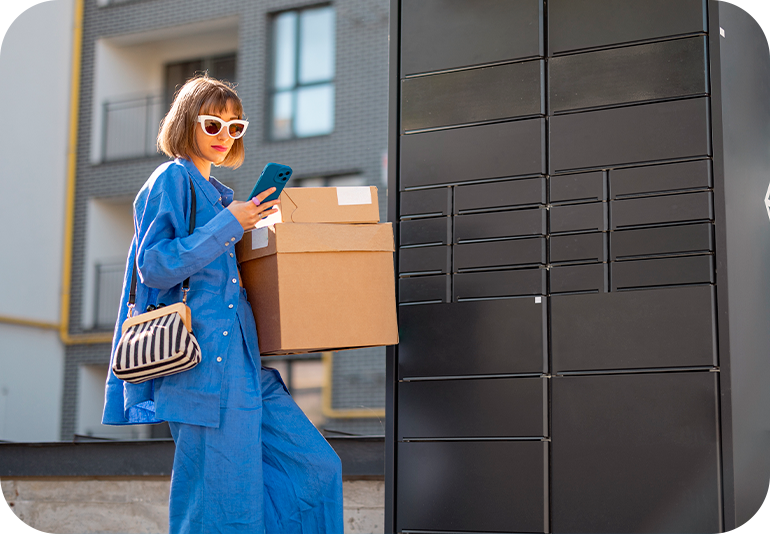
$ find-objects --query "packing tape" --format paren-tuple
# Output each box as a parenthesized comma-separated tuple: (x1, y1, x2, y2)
(251, 227, 269, 250)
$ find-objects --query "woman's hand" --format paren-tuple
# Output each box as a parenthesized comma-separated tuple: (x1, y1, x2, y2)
(227, 187, 281, 230)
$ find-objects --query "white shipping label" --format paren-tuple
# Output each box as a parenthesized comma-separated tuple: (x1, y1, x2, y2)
(251, 227, 269, 249)
(336, 186, 372, 206)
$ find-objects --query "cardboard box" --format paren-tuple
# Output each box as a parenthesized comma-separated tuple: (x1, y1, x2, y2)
(236, 222, 398, 355)
(277, 186, 380, 224)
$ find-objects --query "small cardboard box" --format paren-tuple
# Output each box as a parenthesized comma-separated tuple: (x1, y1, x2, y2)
(236, 222, 398, 355)
(277, 186, 380, 224)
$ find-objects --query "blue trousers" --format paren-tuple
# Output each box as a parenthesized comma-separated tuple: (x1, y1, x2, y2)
(168, 299, 343, 533)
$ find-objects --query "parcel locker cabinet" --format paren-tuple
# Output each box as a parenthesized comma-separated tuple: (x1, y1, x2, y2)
(550, 97, 712, 173)
(400, 119, 546, 189)
(549, 36, 709, 113)
(400, 0, 543, 76)
(551, 286, 717, 372)
(397, 377, 547, 439)
(389, 1, 770, 532)
(551, 372, 721, 533)
(548, 0, 707, 55)
(397, 441, 547, 533)
(397, 299, 547, 378)
(401, 60, 544, 132)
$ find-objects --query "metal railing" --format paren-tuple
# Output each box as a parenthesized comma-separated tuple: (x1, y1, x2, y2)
(93, 262, 125, 330)
(102, 95, 163, 162)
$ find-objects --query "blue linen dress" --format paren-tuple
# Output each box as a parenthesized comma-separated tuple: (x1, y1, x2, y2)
(102, 158, 343, 533)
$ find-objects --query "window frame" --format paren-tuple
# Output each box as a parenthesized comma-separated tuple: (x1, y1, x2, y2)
(267, 3, 337, 141)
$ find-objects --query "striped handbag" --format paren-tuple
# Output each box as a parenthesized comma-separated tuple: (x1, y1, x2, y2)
(111, 177, 202, 384)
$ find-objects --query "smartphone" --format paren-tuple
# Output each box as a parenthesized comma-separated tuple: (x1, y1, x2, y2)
(248, 163, 293, 203)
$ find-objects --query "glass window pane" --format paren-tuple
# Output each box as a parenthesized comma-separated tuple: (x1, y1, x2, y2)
(272, 91, 294, 140)
(295, 84, 334, 137)
(328, 175, 366, 187)
(299, 7, 335, 84)
(273, 11, 297, 90)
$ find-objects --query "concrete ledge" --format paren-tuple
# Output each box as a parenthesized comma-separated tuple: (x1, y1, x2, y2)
(0, 436, 384, 478)
(2, 477, 385, 534)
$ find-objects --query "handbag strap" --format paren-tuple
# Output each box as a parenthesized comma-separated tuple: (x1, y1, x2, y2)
(127, 176, 197, 317)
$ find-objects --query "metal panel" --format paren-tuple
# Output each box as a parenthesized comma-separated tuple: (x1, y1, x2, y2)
(398, 299, 547, 378)
(548, 0, 708, 55)
(398, 275, 450, 304)
(398, 245, 451, 275)
(611, 159, 713, 199)
(454, 208, 546, 242)
(550, 232, 607, 263)
(400, 188, 451, 218)
(397, 377, 546, 439)
(400, 217, 452, 247)
(401, 119, 546, 189)
(550, 202, 607, 234)
(550, 37, 709, 112)
(611, 223, 714, 260)
(455, 269, 546, 300)
(551, 372, 721, 533)
(455, 237, 546, 271)
(402, 60, 544, 132)
(550, 97, 711, 172)
(550, 171, 605, 203)
(397, 441, 546, 533)
(611, 191, 714, 229)
(551, 286, 717, 372)
(455, 177, 546, 213)
(550, 263, 607, 294)
(713, 3, 770, 525)
(401, 0, 543, 76)
(611, 255, 714, 290)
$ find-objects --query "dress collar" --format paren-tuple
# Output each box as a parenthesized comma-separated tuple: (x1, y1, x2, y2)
(175, 158, 234, 207)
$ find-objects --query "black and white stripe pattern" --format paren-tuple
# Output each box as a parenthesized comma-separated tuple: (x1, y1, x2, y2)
(112, 311, 201, 384)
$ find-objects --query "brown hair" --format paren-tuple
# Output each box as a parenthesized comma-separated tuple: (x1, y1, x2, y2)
(157, 75, 246, 168)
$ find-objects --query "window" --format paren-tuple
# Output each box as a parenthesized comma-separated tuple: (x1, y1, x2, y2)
(270, 6, 336, 140)
(164, 53, 237, 111)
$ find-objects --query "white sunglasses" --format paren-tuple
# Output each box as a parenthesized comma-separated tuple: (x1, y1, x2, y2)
(197, 115, 249, 139)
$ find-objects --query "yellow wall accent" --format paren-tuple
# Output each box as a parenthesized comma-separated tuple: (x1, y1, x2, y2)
(0, 315, 60, 331)
(57, 0, 112, 346)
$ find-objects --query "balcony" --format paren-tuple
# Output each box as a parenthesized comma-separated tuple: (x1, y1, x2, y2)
(101, 94, 163, 162)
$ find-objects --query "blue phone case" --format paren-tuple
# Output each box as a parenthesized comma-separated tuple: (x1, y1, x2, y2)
(248, 163, 293, 203)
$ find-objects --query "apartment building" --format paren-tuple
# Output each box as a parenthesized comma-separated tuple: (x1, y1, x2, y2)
(1, 0, 391, 442)
(0, 0, 75, 443)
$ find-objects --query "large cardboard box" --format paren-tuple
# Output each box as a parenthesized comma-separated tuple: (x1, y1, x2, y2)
(276, 186, 380, 224)
(236, 222, 398, 355)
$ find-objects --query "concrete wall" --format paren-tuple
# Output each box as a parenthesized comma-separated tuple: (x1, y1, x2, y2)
(0, 0, 73, 442)
(0, 0, 71, 323)
(0, 325, 63, 442)
(2, 477, 384, 534)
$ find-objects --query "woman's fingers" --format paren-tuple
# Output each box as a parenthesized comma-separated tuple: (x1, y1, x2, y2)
(254, 187, 277, 204)
(254, 199, 280, 216)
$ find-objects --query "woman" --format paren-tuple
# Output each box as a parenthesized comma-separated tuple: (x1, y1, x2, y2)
(102, 75, 343, 533)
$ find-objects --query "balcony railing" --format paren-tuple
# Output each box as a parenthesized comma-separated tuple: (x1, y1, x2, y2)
(93, 262, 125, 330)
(102, 95, 163, 162)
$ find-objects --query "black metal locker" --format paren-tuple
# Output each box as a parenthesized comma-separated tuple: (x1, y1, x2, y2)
(551, 372, 721, 533)
(389, 1, 770, 532)
(397, 441, 547, 533)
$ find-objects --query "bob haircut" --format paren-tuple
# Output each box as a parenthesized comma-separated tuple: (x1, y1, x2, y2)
(157, 75, 246, 169)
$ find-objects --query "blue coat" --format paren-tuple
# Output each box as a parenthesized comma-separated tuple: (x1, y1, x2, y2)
(102, 157, 260, 428)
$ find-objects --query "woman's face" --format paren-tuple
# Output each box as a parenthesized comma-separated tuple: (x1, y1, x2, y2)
(194, 100, 239, 167)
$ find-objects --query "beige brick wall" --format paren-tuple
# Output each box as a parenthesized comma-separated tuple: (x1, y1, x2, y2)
(2, 477, 384, 534)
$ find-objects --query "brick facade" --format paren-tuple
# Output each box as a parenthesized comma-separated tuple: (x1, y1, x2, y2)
(61, 0, 390, 440)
